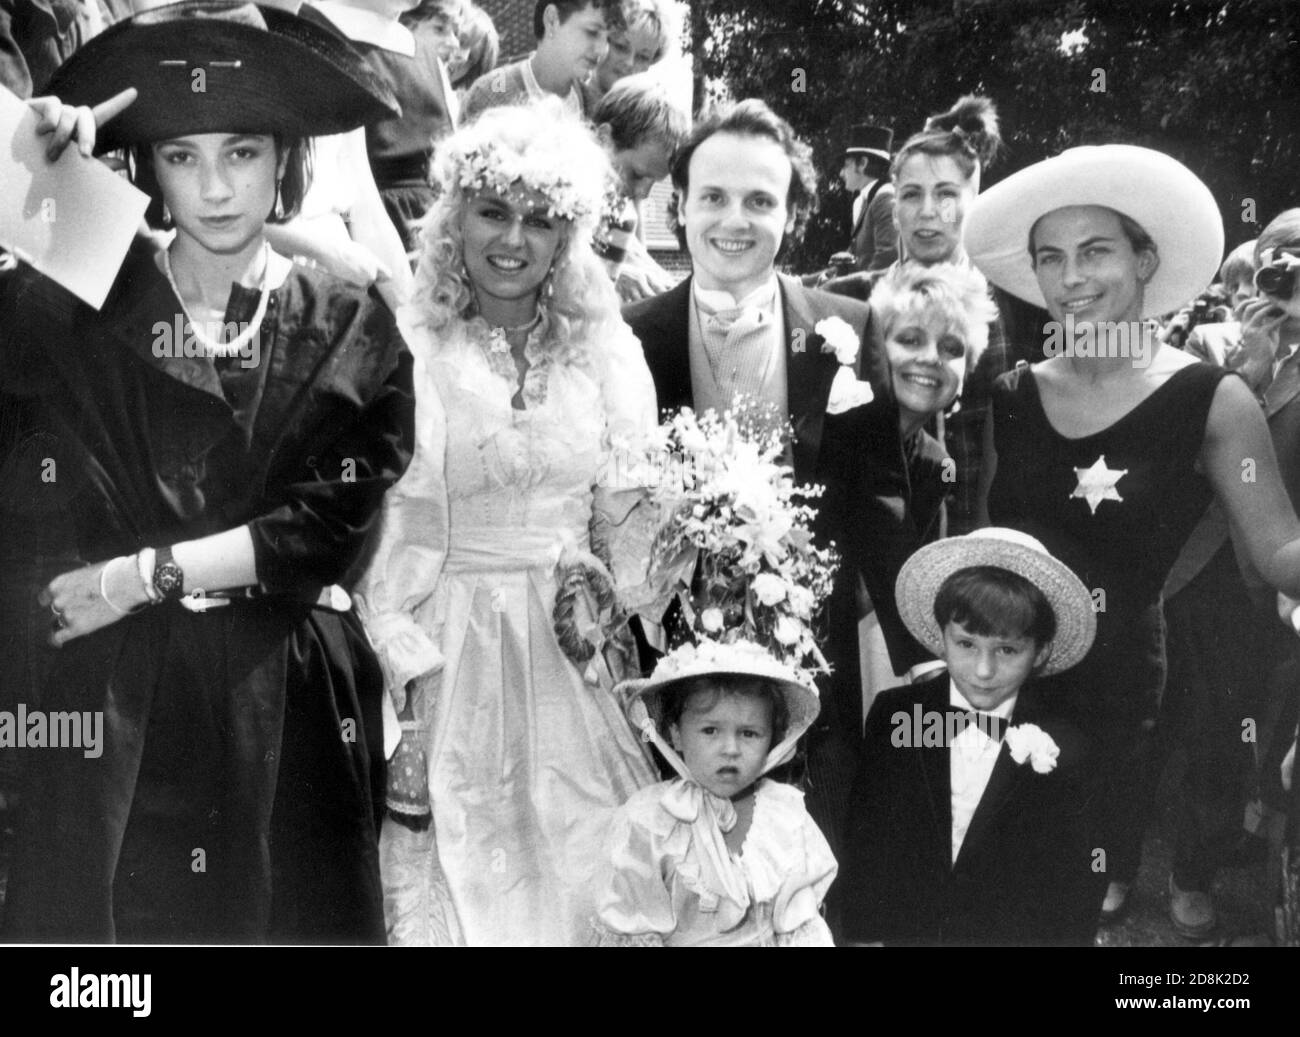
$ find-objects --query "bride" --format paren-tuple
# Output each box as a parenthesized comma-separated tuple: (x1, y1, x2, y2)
(355, 99, 659, 946)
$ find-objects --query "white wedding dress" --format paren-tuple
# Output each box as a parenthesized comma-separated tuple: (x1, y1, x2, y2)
(355, 308, 658, 946)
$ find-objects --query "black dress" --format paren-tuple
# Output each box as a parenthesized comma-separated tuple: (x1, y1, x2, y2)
(988, 360, 1228, 885)
(0, 245, 414, 942)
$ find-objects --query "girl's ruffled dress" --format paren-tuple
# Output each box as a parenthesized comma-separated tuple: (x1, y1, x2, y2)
(593, 777, 837, 947)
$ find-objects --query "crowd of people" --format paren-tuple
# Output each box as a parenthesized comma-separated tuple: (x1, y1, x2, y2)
(0, 0, 1297, 948)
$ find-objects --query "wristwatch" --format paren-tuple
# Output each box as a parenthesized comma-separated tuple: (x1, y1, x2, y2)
(152, 545, 186, 602)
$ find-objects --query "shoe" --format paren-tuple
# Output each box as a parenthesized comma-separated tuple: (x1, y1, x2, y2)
(1170, 876, 1216, 938)
(1100, 881, 1131, 923)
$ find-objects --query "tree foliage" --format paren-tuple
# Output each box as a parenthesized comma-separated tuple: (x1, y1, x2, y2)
(693, 0, 1300, 273)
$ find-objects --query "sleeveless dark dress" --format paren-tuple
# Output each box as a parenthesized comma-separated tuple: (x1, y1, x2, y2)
(989, 361, 1229, 725)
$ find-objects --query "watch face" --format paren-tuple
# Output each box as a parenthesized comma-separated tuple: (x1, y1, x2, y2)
(154, 562, 184, 598)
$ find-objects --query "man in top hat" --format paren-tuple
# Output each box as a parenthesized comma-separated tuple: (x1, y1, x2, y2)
(840, 123, 897, 273)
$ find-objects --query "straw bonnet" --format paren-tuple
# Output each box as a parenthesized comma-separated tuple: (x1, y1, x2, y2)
(895, 528, 1097, 676)
(619, 639, 820, 776)
(44, 1, 400, 151)
(963, 144, 1224, 319)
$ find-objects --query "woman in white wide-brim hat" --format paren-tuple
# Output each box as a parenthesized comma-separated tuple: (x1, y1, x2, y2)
(965, 143, 1300, 925)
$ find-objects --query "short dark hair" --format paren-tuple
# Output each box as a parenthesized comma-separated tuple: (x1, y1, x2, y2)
(133, 135, 312, 228)
(662, 674, 789, 748)
(667, 98, 818, 251)
(534, 0, 625, 39)
(850, 152, 890, 180)
(934, 566, 1057, 648)
(592, 71, 688, 153)
(1256, 209, 1300, 266)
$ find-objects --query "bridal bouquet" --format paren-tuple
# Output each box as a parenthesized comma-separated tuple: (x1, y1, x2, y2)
(632, 400, 839, 681)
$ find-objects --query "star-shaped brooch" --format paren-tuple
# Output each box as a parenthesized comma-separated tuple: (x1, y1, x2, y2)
(1071, 455, 1128, 515)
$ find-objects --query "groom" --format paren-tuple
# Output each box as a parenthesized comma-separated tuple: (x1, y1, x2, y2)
(623, 99, 871, 861)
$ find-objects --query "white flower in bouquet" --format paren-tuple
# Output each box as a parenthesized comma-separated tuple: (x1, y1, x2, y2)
(751, 573, 787, 606)
(700, 607, 725, 633)
(773, 614, 803, 646)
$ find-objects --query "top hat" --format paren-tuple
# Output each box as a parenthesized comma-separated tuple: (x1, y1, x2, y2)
(844, 124, 893, 161)
(45, 1, 400, 151)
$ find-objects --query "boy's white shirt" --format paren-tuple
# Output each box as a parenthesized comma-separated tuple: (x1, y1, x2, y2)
(948, 680, 1017, 866)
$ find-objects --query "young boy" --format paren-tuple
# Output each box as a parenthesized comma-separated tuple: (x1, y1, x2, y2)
(461, 0, 624, 120)
(589, 71, 687, 298)
(838, 528, 1101, 946)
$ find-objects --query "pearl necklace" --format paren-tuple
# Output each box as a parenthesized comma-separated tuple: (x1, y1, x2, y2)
(162, 243, 273, 357)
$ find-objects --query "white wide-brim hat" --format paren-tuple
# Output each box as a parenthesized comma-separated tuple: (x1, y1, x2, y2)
(618, 639, 820, 776)
(964, 144, 1224, 319)
(895, 528, 1097, 676)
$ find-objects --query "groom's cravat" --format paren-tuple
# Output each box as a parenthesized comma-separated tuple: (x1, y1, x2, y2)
(694, 280, 780, 407)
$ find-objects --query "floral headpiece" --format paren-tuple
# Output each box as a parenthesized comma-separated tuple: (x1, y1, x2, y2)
(449, 139, 595, 223)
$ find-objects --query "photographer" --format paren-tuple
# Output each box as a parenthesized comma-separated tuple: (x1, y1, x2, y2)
(1163, 240, 1255, 353)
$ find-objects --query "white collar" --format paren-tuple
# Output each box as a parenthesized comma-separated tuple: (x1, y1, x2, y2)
(310, 1, 415, 56)
(692, 275, 780, 314)
(948, 679, 1017, 720)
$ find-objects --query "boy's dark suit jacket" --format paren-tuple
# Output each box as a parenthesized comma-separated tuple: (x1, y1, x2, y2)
(622, 274, 871, 862)
(839, 673, 1099, 946)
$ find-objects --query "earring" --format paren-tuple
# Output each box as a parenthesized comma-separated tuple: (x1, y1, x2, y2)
(272, 180, 285, 222)
(161, 201, 172, 227)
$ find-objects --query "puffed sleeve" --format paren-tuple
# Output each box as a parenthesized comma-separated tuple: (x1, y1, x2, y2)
(755, 784, 837, 945)
(590, 314, 661, 601)
(592, 788, 679, 946)
(351, 316, 449, 716)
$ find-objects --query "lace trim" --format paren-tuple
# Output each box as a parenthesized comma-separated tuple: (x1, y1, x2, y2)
(589, 918, 665, 947)
(466, 310, 589, 409)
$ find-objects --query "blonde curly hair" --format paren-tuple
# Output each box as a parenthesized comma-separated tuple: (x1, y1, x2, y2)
(407, 98, 624, 367)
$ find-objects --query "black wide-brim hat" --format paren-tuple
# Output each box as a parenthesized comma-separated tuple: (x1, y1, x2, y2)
(45, 1, 400, 151)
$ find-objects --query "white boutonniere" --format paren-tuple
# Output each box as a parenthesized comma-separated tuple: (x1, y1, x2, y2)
(1005, 723, 1060, 774)
(815, 316, 860, 367)
(826, 365, 875, 415)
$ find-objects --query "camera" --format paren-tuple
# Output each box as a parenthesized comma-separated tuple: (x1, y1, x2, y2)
(1254, 246, 1300, 300)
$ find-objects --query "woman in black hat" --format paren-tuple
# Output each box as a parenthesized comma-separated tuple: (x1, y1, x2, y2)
(0, 1, 413, 943)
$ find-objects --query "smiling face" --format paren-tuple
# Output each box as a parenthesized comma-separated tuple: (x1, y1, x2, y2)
(670, 686, 773, 799)
(460, 187, 565, 321)
(882, 306, 968, 429)
(681, 131, 795, 299)
(1030, 205, 1158, 326)
(151, 133, 285, 256)
(942, 619, 1048, 711)
(541, 2, 611, 85)
(596, 19, 661, 92)
(894, 153, 976, 266)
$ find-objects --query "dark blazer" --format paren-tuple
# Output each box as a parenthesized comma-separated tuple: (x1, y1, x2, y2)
(839, 674, 1099, 946)
(849, 181, 898, 273)
(622, 272, 870, 486)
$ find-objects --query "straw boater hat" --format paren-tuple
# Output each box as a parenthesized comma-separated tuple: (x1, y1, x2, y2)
(963, 144, 1224, 319)
(620, 639, 820, 777)
(895, 528, 1097, 676)
(45, 1, 400, 150)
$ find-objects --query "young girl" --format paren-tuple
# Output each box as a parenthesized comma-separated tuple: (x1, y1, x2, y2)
(593, 640, 837, 947)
